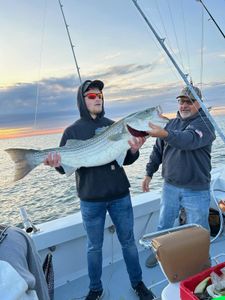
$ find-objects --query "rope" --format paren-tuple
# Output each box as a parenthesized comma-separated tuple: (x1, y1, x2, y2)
(155, 1, 171, 45)
(166, 0, 185, 70)
(141, 1, 181, 83)
(33, 0, 47, 129)
(154, 0, 181, 82)
(180, 0, 191, 77)
(200, 6, 204, 90)
(153, 0, 187, 81)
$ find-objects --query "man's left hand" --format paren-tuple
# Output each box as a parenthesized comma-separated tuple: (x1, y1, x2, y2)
(128, 137, 146, 154)
(148, 122, 168, 138)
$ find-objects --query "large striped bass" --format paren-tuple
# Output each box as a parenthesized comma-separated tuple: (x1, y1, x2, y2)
(5, 106, 168, 182)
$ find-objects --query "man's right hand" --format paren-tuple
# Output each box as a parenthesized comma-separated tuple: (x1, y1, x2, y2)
(44, 152, 61, 168)
(142, 176, 151, 192)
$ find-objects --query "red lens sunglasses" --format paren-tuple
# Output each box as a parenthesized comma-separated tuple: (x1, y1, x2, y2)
(84, 93, 103, 100)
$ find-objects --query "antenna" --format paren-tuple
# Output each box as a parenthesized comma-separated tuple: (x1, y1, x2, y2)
(58, 0, 82, 83)
(131, 0, 225, 144)
(196, 0, 225, 39)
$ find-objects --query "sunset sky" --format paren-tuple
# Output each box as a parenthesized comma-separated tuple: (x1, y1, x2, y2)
(0, 0, 224, 139)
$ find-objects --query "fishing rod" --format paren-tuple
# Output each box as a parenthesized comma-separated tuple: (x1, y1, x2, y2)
(58, 0, 82, 83)
(131, 0, 225, 144)
(196, 0, 225, 39)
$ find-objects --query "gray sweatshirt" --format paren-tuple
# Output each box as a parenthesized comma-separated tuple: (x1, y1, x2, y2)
(146, 109, 216, 190)
(0, 226, 50, 300)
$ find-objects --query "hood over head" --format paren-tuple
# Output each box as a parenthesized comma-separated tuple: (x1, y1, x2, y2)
(77, 80, 105, 119)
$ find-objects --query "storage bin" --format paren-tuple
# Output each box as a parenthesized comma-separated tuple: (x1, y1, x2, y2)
(180, 261, 225, 300)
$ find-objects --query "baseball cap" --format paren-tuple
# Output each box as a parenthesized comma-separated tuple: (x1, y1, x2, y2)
(82, 80, 104, 93)
(176, 85, 202, 101)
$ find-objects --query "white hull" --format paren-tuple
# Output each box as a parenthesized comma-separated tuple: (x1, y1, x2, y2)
(30, 167, 225, 299)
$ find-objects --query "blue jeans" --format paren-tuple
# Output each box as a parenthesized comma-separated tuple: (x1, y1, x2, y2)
(80, 194, 142, 291)
(158, 182, 210, 231)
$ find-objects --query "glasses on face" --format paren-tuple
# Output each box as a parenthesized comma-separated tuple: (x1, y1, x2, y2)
(178, 98, 196, 105)
(84, 93, 103, 100)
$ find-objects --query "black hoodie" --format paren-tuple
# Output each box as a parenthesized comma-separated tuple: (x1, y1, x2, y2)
(56, 81, 139, 201)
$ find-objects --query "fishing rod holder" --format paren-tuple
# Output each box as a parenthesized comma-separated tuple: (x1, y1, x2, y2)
(19, 207, 39, 233)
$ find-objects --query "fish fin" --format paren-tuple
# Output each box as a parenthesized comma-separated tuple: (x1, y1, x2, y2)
(116, 152, 127, 166)
(156, 105, 163, 115)
(156, 105, 170, 121)
(108, 125, 127, 141)
(61, 163, 76, 176)
(5, 148, 40, 181)
(95, 126, 109, 135)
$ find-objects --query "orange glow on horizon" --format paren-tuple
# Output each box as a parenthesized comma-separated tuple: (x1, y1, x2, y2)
(0, 127, 64, 140)
(0, 106, 224, 140)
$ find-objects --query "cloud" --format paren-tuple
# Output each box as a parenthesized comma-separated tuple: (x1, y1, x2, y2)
(89, 63, 155, 79)
(0, 62, 160, 114)
(104, 52, 121, 60)
(0, 75, 78, 114)
(0, 63, 225, 130)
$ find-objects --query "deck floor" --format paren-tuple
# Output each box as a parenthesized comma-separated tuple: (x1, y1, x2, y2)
(54, 233, 225, 300)
(55, 247, 164, 300)
(54, 231, 225, 300)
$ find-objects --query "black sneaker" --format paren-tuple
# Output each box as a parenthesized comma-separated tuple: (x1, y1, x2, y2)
(133, 281, 155, 300)
(85, 289, 103, 300)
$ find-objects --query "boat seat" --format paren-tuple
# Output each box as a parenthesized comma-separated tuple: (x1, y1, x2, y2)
(140, 225, 210, 299)
(151, 226, 210, 283)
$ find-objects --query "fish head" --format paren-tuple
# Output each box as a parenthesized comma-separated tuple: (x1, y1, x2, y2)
(125, 106, 169, 137)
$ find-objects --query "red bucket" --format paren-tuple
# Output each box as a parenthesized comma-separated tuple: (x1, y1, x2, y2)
(180, 261, 225, 300)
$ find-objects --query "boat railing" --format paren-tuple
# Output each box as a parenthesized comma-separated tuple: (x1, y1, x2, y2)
(139, 223, 201, 249)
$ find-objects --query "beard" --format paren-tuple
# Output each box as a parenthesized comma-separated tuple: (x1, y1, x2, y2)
(179, 110, 192, 119)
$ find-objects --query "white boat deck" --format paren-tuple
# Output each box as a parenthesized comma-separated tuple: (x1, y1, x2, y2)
(54, 246, 165, 300)
(54, 232, 225, 300)
(30, 167, 225, 300)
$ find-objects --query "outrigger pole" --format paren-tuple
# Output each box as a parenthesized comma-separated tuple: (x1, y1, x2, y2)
(131, 0, 225, 144)
(196, 0, 225, 39)
(58, 0, 82, 83)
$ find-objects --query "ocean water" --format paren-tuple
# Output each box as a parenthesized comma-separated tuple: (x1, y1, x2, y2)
(0, 114, 225, 227)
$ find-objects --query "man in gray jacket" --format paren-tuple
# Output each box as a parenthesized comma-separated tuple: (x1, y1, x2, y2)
(142, 85, 216, 267)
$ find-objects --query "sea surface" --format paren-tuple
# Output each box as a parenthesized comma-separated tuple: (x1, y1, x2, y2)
(0, 114, 225, 227)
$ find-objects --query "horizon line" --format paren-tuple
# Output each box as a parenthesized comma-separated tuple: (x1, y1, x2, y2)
(1, 108, 225, 140)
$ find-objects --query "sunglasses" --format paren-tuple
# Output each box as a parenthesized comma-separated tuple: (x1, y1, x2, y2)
(178, 99, 196, 105)
(84, 93, 103, 100)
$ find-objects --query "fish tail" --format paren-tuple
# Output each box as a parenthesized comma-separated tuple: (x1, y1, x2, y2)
(5, 148, 40, 181)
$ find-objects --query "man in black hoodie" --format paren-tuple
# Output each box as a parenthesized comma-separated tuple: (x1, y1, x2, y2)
(44, 80, 154, 300)
(142, 85, 216, 267)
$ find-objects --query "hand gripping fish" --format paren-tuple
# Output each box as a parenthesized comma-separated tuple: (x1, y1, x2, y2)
(5, 106, 168, 181)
